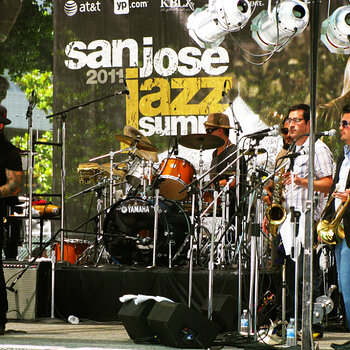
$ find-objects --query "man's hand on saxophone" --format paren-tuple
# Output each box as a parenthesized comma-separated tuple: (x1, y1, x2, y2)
(282, 171, 308, 188)
(333, 188, 350, 202)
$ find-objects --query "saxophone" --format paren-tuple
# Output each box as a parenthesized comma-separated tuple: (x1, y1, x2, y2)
(316, 186, 349, 244)
(266, 164, 287, 237)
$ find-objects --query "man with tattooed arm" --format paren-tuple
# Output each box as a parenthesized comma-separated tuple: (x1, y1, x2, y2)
(0, 104, 22, 335)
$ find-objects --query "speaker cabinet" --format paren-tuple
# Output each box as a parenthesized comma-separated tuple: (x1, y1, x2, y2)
(201, 294, 237, 332)
(147, 302, 219, 348)
(4, 261, 51, 320)
(118, 299, 156, 340)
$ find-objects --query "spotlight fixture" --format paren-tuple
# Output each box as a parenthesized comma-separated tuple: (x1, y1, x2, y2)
(251, 0, 309, 52)
(321, 5, 350, 54)
(187, 0, 252, 49)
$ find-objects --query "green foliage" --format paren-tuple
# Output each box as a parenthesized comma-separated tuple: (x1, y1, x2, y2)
(15, 70, 53, 113)
(0, 1, 53, 79)
(11, 131, 53, 194)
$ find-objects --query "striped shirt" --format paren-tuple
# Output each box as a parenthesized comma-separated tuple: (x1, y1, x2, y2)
(284, 138, 333, 220)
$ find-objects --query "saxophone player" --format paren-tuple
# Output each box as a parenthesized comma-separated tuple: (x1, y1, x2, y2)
(263, 104, 333, 337)
(322, 104, 350, 332)
(281, 104, 333, 337)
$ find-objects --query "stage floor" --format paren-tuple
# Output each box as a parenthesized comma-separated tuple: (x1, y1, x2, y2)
(0, 320, 348, 350)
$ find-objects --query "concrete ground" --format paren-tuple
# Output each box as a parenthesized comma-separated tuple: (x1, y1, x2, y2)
(0, 319, 348, 350)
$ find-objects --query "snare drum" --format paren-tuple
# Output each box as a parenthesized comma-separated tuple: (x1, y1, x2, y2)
(54, 239, 89, 264)
(158, 157, 195, 201)
(126, 157, 156, 188)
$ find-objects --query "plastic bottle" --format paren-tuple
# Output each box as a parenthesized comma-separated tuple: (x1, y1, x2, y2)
(240, 309, 248, 335)
(286, 318, 295, 346)
(68, 315, 79, 325)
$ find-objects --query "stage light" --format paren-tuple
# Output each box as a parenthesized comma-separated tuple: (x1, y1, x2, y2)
(187, 0, 252, 49)
(251, 0, 309, 52)
(321, 5, 350, 55)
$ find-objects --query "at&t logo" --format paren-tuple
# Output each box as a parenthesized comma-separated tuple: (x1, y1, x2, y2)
(64, 1, 102, 16)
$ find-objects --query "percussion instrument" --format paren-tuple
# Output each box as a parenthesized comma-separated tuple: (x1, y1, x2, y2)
(102, 197, 190, 266)
(125, 157, 156, 188)
(178, 134, 224, 150)
(123, 125, 159, 162)
(54, 239, 89, 264)
(77, 163, 100, 184)
(158, 157, 196, 201)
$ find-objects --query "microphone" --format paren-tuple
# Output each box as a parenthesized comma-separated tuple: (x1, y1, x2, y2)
(222, 80, 229, 98)
(123, 78, 130, 99)
(26, 90, 35, 119)
(246, 126, 280, 139)
(174, 136, 178, 156)
(256, 166, 269, 177)
(279, 148, 307, 160)
(6, 284, 17, 293)
(140, 237, 152, 246)
(315, 129, 336, 137)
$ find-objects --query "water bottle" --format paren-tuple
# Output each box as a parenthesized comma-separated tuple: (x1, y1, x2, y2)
(240, 309, 248, 335)
(286, 318, 295, 346)
(68, 315, 79, 325)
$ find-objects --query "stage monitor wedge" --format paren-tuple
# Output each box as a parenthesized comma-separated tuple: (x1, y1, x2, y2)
(147, 301, 219, 349)
(118, 299, 156, 341)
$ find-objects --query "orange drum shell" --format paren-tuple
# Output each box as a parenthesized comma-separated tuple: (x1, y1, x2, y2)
(158, 157, 195, 201)
(54, 240, 88, 264)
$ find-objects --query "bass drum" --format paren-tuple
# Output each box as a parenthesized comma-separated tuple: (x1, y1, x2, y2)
(102, 197, 190, 266)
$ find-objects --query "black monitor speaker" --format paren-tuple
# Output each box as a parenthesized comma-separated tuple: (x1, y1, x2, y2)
(146, 301, 219, 348)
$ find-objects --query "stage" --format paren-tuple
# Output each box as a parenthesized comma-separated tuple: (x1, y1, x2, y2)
(0, 319, 349, 350)
(2, 261, 349, 349)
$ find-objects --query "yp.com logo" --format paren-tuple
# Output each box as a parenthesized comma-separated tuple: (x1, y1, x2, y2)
(114, 0, 129, 14)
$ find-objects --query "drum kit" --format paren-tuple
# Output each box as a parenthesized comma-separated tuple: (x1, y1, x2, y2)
(73, 125, 237, 267)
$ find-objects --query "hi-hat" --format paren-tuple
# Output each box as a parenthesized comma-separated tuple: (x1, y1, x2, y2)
(244, 148, 267, 156)
(179, 134, 225, 150)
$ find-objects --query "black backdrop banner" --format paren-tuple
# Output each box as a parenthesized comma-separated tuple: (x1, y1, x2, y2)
(53, 0, 349, 230)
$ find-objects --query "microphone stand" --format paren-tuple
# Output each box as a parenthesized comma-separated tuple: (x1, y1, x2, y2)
(26, 91, 35, 258)
(45, 87, 129, 258)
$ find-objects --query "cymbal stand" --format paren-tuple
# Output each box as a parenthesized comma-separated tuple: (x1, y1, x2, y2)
(152, 187, 160, 267)
(89, 144, 135, 205)
(197, 146, 204, 251)
(141, 158, 147, 196)
(219, 183, 230, 264)
(208, 190, 219, 321)
(187, 186, 198, 307)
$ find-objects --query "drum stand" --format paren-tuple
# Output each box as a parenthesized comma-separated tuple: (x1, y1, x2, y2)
(76, 184, 110, 265)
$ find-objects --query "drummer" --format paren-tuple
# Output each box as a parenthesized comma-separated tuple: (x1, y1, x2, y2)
(204, 113, 246, 214)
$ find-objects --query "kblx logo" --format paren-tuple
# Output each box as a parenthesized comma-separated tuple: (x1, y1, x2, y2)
(160, 0, 194, 10)
(114, 0, 130, 14)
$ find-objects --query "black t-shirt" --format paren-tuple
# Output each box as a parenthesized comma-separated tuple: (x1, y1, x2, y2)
(0, 132, 22, 216)
(209, 143, 247, 203)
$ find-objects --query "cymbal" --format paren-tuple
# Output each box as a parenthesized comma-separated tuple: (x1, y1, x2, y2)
(116, 125, 158, 152)
(99, 163, 126, 178)
(244, 148, 267, 156)
(178, 134, 225, 150)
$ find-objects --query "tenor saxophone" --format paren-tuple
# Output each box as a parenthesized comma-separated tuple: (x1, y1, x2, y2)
(266, 164, 287, 237)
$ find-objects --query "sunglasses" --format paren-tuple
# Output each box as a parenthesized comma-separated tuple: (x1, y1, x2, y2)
(281, 128, 289, 135)
(206, 128, 219, 134)
(340, 120, 350, 128)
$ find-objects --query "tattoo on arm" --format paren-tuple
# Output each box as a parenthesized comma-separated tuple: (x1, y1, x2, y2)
(0, 169, 23, 198)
